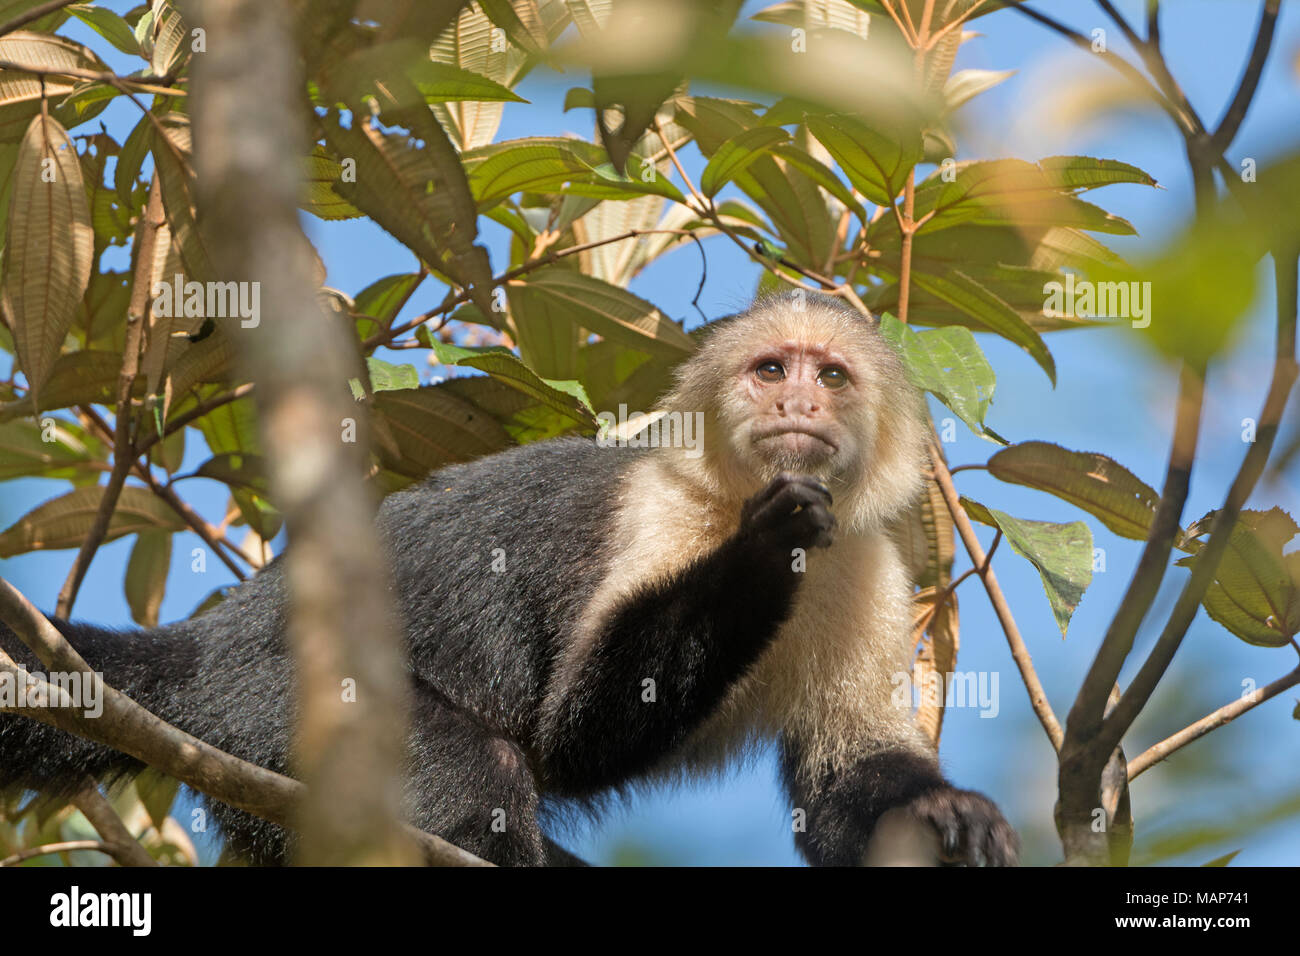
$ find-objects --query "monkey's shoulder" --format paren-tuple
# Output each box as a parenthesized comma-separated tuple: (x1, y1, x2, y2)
(381, 436, 646, 525)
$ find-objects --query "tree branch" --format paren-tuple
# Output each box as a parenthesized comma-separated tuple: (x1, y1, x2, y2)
(1127, 664, 1300, 780)
(55, 176, 164, 619)
(71, 779, 158, 867)
(1211, 0, 1280, 151)
(0, 840, 110, 867)
(929, 439, 1064, 750)
(0, 575, 488, 866)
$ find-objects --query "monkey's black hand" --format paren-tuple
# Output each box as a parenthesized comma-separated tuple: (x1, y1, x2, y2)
(903, 786, 1019, 866)
(739, 473, 835, 551)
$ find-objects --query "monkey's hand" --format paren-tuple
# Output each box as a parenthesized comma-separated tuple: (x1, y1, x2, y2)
(739, 473, 835, 551)
(896, 786, 1019, 867)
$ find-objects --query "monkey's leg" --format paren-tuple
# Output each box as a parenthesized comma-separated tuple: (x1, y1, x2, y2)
(780, 738, 1018, 867)
(405, 679, 546, 867)
(540, 473, 835, 793)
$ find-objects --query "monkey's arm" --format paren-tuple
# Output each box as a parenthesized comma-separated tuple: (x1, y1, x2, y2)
(780, 737, 1019, 866)
(538, 474, 834, 794)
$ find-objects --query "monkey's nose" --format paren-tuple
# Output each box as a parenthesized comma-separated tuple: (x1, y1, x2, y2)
(775, 393, 822, 417)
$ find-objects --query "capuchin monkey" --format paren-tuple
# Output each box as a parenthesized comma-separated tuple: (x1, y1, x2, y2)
(0, 292, 1017, 866)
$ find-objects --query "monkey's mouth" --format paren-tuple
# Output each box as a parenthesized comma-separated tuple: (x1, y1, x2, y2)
(752, 426, 838, 459)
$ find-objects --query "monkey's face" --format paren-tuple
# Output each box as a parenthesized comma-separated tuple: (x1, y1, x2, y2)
(732, 338, 864, 481)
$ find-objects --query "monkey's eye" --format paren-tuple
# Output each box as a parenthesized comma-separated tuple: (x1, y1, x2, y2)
(755, 361, 785, 383)
(818, 366, 849, 389)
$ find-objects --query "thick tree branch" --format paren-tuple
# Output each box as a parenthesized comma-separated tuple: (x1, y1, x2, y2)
(71, 779, 158, 868)
(187, 0, 417, 865)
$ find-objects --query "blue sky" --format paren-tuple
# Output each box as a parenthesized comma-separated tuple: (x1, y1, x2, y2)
(2, 0, 1298, 865)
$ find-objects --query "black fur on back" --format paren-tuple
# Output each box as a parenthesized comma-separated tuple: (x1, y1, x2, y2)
(0, 437, 640, 863)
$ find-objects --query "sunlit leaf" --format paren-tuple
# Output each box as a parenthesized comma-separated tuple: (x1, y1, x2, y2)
(987, 441, 1159, 541)
(2, 114, 93, 409)
(878, 313, 999, 441)
(0, 486, 186, 557)
(962, 497, 1093, 638)
(125, 531, 171, 627)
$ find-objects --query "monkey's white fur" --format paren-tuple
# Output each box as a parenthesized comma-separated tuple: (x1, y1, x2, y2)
(551, 296, 934, 782)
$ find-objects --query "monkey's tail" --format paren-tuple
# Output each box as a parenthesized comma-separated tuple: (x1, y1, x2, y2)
(0, 618, 197, 800)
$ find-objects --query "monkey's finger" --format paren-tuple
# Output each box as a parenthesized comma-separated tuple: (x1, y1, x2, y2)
(753, 472, 832, 508)
(748, 481, 832, 529)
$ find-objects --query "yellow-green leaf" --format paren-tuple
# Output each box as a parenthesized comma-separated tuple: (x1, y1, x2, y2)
(2, 113, 93, 409)
(0, 485, 186, 557)
(988, 441, 1159, 541)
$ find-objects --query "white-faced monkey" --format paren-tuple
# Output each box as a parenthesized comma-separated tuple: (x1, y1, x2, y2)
(0, 292, 1017, 866)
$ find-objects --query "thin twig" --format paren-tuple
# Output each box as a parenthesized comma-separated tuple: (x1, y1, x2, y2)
(929, 438, 1064, 750)
(0, 59, 186, 98)
(1128, 665, 1300, 779)
(1210, 0, 1280, 151)
(368, 227, 698, 350)
(0, 840, 110, 866)
(1065, 365, 1203, 745)
(55, 176, 164, 618)
(76, 405, 250, 579)
(135, 382, 257, 457)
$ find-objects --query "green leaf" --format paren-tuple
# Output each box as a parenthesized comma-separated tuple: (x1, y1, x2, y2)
(371, 383, 514, 476)
(1176, 508, 1300, 647)
(66, 4, 140, 56)
(770, 143, 865, 219)
(193, 452, 268, 494)
(878, 313, 998, 441)
(2, 113, 94, 410)
(0, 417, 105, 481)
(700, 126, 791, 198)
(987, 441, 1159, 541)
(464, 137, 604, 205)
(410, 59, 529, 104)
(366, 357, 420, 392)
(151, 113, 212, 281)
(913, 159, 1140, 236)
(430, 340, 596, 426)
(134, 768, 180, 830)
(352, 272, 423, 340)
(805, 113, 921, 206)
(125, 531, 171, 627)
(909, 268, 1056, 384)
(0, 486, 186, 557)
(440, 375, 576, 444)
(301, 145, 363, 221)
(115, 109, 152, 209)
(961, 497, 1093, 638)
(506, 270, 695, 359)
(1038, 155, 1159, 191)
(943, 69, 1015, 113)
(0, 350, 122, 420)
(0, 33, 107, 140)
